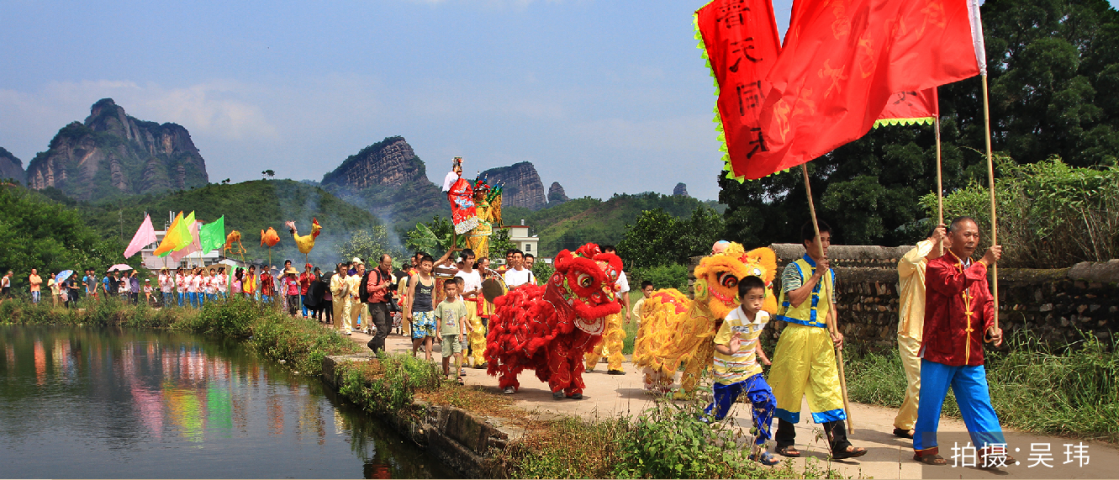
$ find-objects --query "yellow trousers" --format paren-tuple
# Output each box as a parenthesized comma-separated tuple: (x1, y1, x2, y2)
(333, 300, 346, 331)
(342, 298, 364, 333)
(769, 324, 846, 423)
(465, 299, 486, 367)
(585, 312, 626, 372)
(894, 334, 922, 430)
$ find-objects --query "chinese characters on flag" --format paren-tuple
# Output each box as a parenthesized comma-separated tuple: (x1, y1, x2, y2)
(695, 0, 782, 181)
(698, 0, 982, 181)
(875, 89, 938, 127)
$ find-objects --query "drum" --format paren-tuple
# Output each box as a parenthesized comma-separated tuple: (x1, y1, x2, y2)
(481, 277, 508, 303)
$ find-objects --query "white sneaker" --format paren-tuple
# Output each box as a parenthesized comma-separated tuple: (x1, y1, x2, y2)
(344, 331, 352, 336)
(503, 386, 515, 394)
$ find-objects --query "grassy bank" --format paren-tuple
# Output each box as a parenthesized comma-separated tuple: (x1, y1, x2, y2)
(844, 334, 1119, 443)
(334, 356, 844, 479)
(0, 296, 362, 375)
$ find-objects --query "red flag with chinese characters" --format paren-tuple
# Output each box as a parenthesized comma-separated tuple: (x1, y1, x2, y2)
(874, 88, 938, 128)
(694, 0, 783, 182)
(729, 0, 979, 180)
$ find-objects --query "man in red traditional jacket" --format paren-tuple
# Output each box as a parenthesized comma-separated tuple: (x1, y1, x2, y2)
(913, 216, 1015, 468)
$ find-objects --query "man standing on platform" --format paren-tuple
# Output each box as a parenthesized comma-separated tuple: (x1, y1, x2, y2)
(770, 221, 866, 460)
(913, 216, 1013, 467)
(892, 224, 946, 439)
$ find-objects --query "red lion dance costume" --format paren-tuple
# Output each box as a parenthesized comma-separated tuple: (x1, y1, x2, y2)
(485, 243, 623, 399)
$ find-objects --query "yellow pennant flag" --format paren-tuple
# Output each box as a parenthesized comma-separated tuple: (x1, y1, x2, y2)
(153, 212, 184, 257)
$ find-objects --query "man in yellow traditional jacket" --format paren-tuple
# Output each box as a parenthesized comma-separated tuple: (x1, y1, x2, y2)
(770, 221, 866, 460)
(892, 224, 946, 439)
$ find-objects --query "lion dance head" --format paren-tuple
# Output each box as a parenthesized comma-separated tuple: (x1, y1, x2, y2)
(693, 243, 779, 319)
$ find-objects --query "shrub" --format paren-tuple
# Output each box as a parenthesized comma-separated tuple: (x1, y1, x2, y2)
(336, 353, 443, 415)
(631, 264, 689, 292)
(920, 156, 1119, 268)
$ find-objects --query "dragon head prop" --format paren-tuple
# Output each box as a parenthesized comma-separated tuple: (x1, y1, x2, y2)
(693, 243, 779, 319)
(546, 243, 623, 335)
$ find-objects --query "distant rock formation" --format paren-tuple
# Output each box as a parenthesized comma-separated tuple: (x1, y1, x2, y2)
(25, 98, 208, 201)
(479, 162, 547, 210)
(321, 136, 427, 189)
(673, 182, 689, 197)
(0, 147, 23, 184)
(548, 181, 568, 205)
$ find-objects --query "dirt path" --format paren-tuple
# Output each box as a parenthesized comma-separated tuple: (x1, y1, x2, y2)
(337, 324, 1116, 479)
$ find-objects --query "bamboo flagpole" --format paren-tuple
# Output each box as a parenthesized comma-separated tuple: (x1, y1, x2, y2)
(801, 164, 854, 434)
(935, 87, 944, 226)
(981, 75, 1000, 335)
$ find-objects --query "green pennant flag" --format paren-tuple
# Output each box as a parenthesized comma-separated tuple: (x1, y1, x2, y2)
(199, 215, 225, 254)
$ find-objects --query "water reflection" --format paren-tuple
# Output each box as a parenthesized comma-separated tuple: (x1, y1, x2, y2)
(0, 326, 452, 479)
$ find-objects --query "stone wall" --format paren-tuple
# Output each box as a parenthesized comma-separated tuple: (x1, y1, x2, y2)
(695, 244, 1118, 350)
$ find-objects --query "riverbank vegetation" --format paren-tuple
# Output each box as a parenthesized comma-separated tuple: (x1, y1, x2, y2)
(844, 334, 1119, 444)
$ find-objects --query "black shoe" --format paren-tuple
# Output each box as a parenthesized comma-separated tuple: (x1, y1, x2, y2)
(893, 427, 914, 439)
(553, 391, 565, 400)
(607, 369, 626, 375)
(568, 392, 583, 400)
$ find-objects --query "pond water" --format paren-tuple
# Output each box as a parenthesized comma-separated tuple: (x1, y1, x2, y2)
(0, 326, 454, 479)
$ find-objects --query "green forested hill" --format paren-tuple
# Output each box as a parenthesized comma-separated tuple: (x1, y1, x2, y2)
(512, 193, 723, 255)
(58, 180, 383, 266)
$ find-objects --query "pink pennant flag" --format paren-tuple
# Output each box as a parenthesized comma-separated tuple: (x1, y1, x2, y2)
(170, 222, 202, 263)
(124, 214, 158, 259)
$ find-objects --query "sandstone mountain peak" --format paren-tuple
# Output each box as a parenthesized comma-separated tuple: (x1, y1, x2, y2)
(0, 147, 23, 184)
(25, 99, 208, 201)
(321, 136, 426, 189)
(479, 161, 548, 210)
(673, 182, 689, 197)
(548, 181, 568, 205)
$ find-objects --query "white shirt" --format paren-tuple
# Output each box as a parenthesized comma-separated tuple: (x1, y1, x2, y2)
(615, 271, 630, 294)
(455, 270, 482, 298)
(442, 171, 459, 192)
(504, 267, 534, 288)
(159, 274, 173, 293)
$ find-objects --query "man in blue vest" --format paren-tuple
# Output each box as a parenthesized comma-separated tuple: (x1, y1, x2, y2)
(770, 220, 866, 460)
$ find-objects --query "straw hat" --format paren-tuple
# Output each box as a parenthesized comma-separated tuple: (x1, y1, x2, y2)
(351, 257, 364, 265)
(284, 267, 299, 275)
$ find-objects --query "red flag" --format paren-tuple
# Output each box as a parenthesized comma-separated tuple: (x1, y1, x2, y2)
(729, 0, 980, 180)
(694, 0, 783, 182)
(874, 88, 938, 128)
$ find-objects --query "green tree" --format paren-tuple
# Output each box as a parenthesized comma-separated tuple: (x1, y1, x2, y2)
(489, 228, 516, 260)
(0, 185, 127, 289)
(338, 226, 401, 267)
(617, 206, 724, 270)
(404, 216, 455, 255)
(719, 0, 1119, 248)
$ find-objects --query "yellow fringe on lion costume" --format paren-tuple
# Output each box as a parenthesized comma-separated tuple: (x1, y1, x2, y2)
(632, 243, 777, 396)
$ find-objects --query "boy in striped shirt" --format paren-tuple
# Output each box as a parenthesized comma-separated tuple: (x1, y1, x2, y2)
(703, 275, 778, 466)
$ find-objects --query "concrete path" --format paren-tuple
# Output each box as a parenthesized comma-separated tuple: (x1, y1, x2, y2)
(333, 323, 1117, 479)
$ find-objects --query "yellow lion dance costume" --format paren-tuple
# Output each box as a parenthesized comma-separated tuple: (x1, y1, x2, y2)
(632, 243, 777, 396)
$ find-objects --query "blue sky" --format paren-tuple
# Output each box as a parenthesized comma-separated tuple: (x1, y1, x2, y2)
(2, 0, 1115, 201)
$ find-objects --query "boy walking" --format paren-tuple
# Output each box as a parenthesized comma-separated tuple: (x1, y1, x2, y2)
(406, 254, 437, 360)
(435, 281, 468, 383)
(703, 276, 779, 466)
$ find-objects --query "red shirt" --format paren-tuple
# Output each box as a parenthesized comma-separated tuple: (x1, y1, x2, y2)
(365, 267, 391, 304)
(299, 272, 314, 295)
(260, 274, 275, 296)
(921, 252, 996, 367)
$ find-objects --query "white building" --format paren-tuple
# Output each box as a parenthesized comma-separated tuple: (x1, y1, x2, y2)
(508, 220, 539, 257)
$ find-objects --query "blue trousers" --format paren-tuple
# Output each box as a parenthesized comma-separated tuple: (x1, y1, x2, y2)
(704, 374, 775, 446)
(301, 294, 309, 317)
(178, 292, 184, 307)
(914, 359, 1006, 453)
